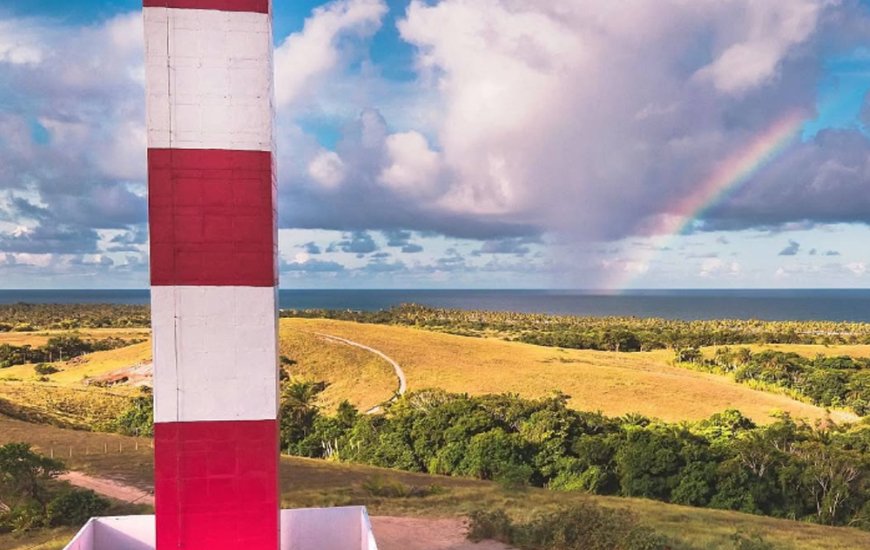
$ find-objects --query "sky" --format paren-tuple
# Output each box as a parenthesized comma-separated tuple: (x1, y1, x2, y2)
(0, 0, 869, 290)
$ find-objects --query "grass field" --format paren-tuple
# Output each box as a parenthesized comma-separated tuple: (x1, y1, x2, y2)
(0, 328, 150, 347)
(1, 318, 861, 429)
(281, 318, 855, 424)
(279, 326, 397, 412)
(1, 414, 869, 550)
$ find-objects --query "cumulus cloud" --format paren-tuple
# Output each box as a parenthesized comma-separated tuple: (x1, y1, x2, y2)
(473, 236, 540, 256)
(307, 150, 346, 188)
(3, 0, 870, 287)
(779, 240, 801, 256)
(0, 20, 43, 65)
(274, 0, 388, 107)
(385, 0, 869, 241)
(378, 131, 442, 196)
(401, 243, 423, 253)
(329, 231, 378, 255)
(301, 242, 322, 255)
(692, 1, 823, 95)
(0, 12, 146, 257)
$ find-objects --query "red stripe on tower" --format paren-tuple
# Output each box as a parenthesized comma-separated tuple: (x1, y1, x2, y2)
(143, 0, 270, 14)
(144, 1, 278, 548)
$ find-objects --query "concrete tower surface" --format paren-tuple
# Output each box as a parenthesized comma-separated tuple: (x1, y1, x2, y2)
(142, 0, 279, 548)
(64, 0, 378, 548)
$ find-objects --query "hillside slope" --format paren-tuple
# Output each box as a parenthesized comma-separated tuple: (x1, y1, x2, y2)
(1, 415, 869, 550)
(281, 318, 855, 424)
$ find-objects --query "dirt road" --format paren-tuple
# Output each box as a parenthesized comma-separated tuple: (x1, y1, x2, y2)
(315, 331, 408, 413)
(59, 471, 154, 505)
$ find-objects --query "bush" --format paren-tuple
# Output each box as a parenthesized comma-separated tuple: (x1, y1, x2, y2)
(46, 489, 109, 527)
(361, 476, 443, 498)
(34, 363, 58, 375)
(0, 502, 46, 533)
(467, 503, 675, 550)
(466, 509, 513, 542)
(730, 530, 774, 550)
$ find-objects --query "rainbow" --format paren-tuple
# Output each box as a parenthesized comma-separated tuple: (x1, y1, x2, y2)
(609, 109, 808, 290)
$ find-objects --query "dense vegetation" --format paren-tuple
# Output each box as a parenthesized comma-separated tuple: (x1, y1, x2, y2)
(0, 304, 149, 331)
(0, 334, 145, 368)
(279, 384, 870, 528)
(0, 443, 108, 533)
(677, 348, 870, 415)
(282, 304, 870, 350)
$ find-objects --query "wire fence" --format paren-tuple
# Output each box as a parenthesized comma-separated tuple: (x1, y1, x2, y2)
(44, 440, 153, 459)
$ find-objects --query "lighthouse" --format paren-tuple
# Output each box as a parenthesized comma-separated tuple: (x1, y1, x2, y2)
(143, 0, 279, 548)
(64, 1, 377, 548)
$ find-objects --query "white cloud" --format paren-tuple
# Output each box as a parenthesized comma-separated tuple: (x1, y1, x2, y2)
(308, 150, 347, 188)
(274, 0, 388, 108)
(693, 0, 823, 94)
(388, 0, 863, 241)
(0, 20, 43, 65)
(846, 262, 867, 276)
(379, 131, 441, 195)
(700, 258, 741, 277)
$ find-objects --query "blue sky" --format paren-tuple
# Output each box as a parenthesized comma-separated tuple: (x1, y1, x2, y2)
(0, 0, 869, 289)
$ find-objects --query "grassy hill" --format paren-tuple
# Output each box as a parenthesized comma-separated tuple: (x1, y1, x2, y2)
(2, 414, 869, 550)
(0, 319, 858, 426)
(281, 318, 855, 424)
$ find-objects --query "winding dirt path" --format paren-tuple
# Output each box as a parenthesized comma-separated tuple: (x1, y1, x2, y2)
(59, 471, 154, 506)
(314, 332, 407, 413)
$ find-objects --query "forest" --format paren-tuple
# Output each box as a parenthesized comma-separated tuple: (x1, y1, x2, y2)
(282, 304, 870, 350)
(0, 304, 149, 331)
(677, 348, 870, 415)
(279, 383, 870, 529)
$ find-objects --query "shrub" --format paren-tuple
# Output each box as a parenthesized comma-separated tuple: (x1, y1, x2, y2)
(112, 387, 154, 437)
(46, 489, 109, 527)
(361, 476, 444, 498)
(34, 363, 58, 375)
(730, 530, 774, 550)
(549, 465, 608, 493)
(467, 503, 674, 550)
(0, 502, 46, 533)
(466, 509, 513, 542)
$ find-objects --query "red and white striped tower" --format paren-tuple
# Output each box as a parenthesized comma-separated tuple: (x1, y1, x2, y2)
(143, 1, 279, 548)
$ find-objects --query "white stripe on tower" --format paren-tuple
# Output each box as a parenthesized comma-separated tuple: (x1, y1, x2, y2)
(143, 1, 278, 548)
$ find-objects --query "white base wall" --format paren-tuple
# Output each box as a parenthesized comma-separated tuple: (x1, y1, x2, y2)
(64, 507, 378, 550)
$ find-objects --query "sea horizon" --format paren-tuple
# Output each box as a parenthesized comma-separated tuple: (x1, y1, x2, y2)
(1, 288, 870, 322)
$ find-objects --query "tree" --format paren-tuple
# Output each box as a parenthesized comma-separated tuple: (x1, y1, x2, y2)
(793, 441, 865, 524)
(0, 443, 65, 511)
(279, 380, 326, 454)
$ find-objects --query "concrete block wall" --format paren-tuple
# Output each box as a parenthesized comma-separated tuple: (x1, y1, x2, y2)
(143, 1, 278, 548)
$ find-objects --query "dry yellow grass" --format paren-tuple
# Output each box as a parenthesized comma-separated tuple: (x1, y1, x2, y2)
(2, 415, 869, 550)
(1, 319, 859, 425)
(0, 342, 152, 385)
(280, 318, 855, 424)
(0, 328, 150, 347)
(279, 327, 397, 412)
(0, 382, 132, 428)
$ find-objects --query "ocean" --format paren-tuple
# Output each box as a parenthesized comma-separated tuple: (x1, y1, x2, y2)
(0, 289, 869, 322)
